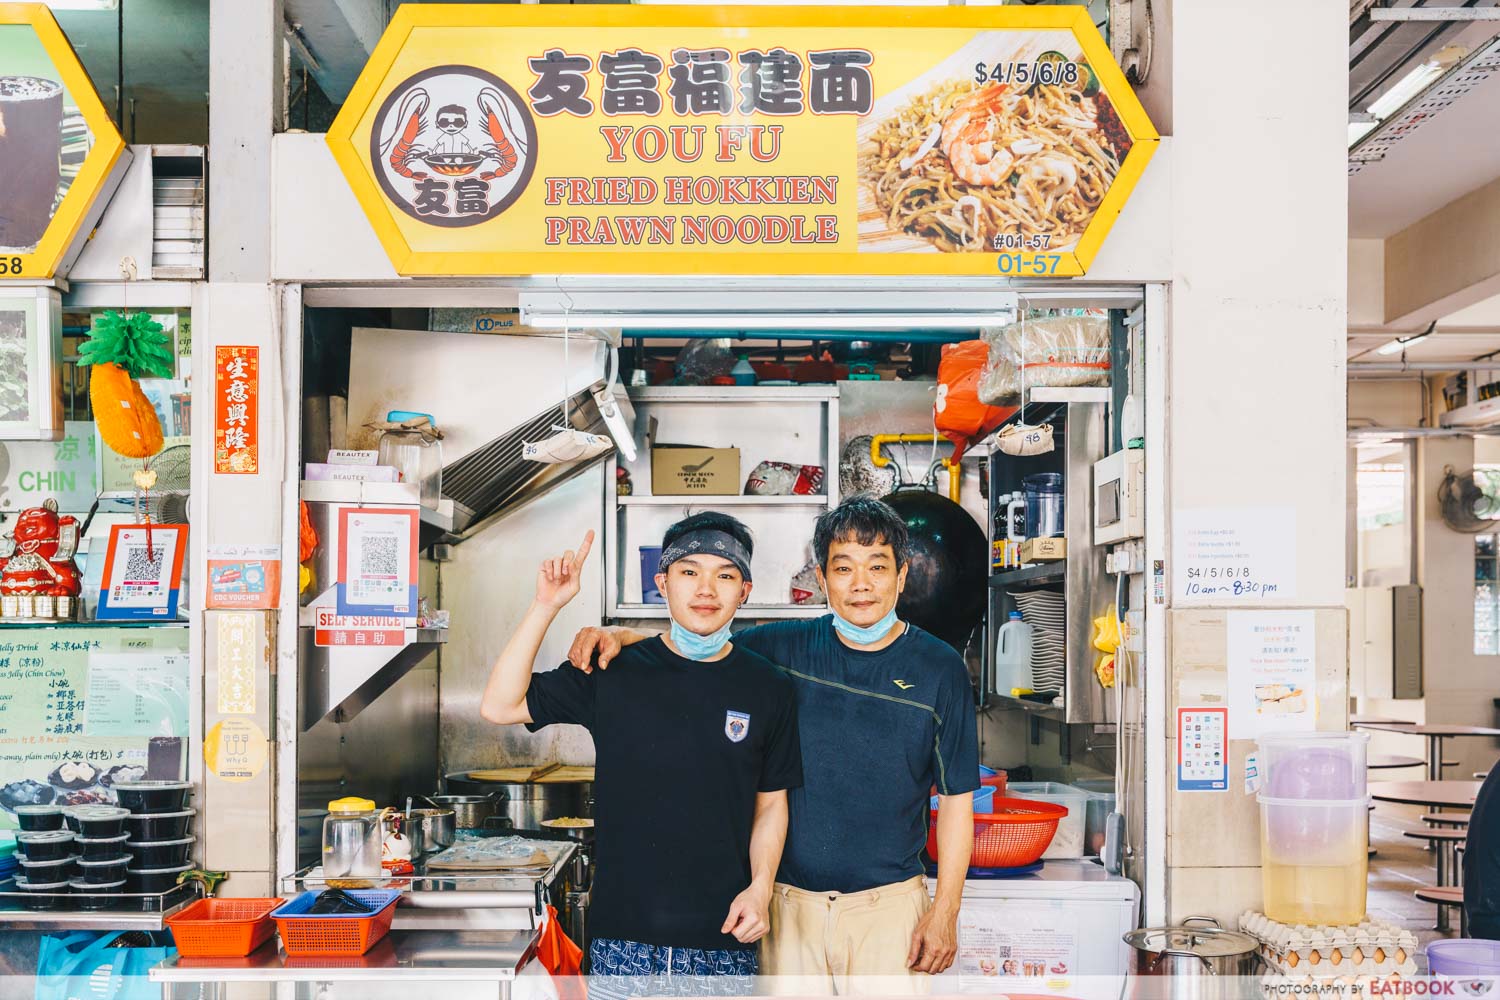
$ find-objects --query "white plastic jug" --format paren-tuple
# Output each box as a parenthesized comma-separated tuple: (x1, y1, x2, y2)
(995, 612, 1034, 695)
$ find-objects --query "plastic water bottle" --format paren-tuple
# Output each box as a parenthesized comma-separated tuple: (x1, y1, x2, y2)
(731, 355, 757, 386)
(995, 611, 1034, 695)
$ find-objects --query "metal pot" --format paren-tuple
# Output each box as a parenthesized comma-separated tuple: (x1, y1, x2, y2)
(1124, 918, 1261, 1000)
(408, 808, 456, 851)
(428, 794, 501, 830)
(443, 771, 593, 831)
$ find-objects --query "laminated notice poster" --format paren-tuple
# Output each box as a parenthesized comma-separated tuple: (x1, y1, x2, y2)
(0, 626, 188, 827)
(336, 507, 418, 617)
(1173, 506, 1297, 605)
(955, 905, 1079, 984)
(1228, 610, 1317, 736)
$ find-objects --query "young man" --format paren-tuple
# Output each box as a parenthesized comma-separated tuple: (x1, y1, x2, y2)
(568, 495, 979, 994)
(480, 512, 802, 986)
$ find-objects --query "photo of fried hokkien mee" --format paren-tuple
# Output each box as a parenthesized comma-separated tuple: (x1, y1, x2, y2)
(861, 73, 1133, 253)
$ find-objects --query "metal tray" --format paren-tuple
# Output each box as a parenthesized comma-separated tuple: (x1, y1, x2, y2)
(0, 879, 201, 929)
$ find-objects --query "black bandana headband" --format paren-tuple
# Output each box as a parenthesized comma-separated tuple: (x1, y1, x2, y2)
(658, 529, 752, 582)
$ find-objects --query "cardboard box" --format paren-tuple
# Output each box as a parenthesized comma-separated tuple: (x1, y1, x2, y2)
(651, 446, 740, 495)
(304, 463, 400, 483)
(1020, 537, 1067, 563)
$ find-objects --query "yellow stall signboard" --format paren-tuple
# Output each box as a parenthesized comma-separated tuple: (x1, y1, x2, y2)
(0, 4, 127, 279)
(330, 5, 1157, 278)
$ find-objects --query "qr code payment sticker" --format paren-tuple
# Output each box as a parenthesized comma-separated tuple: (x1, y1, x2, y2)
(122, 545, 165, 587)
(351, 534, 403, 600)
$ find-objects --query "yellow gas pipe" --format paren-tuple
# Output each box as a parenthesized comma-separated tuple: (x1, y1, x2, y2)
(869, 434, 961, 503)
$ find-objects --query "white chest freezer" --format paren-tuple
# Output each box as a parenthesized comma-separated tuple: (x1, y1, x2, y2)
(930, 860, 1139, 998)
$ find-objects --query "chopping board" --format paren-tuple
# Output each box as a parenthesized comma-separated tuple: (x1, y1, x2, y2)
(466, 766, 595, 784)
(426, 847, 553, 872)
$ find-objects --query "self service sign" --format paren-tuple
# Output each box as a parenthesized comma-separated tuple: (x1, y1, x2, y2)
(328, 5, 1157, 277)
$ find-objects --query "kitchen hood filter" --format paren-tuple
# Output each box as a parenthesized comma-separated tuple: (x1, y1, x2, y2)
(441, 380, 614, 539)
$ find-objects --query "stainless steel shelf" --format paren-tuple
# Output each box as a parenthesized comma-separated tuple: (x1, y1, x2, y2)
(299, 627, 448, 729)
(613, 603, 827, 619)
(150, 928, 538, 983)
(627, 385, 839, 402)
(0, 882, 200, 930)
(989, 563, 1066, 588)
(617, 494, 828, 507)
(989, 692, 1067, 722)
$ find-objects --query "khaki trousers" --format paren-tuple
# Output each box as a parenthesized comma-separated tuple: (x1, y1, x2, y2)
(758, 875, 932, 996)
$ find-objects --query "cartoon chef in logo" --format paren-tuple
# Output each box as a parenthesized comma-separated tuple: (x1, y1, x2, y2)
(372, 67, 537, 225)
(383, 86, 520, 181)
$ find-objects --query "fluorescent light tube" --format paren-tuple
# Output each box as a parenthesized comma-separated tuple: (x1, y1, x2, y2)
(524, 311, 1003, 331)
(1375, 332, 1430, 356)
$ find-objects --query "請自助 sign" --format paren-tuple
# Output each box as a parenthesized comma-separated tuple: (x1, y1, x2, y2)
(328, 5, 1157, 277)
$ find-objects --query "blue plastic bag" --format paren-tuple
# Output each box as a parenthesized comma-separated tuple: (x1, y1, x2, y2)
(35, 931, 177, 1000)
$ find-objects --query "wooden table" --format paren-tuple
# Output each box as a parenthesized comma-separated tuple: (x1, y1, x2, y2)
(1352, 715, 1414, 726)
(1369, 780, 1482, 809)
(1370, 781, 1482, 932)
(1352, 723, 1500, 779)
(1368, 754, 1425, 770)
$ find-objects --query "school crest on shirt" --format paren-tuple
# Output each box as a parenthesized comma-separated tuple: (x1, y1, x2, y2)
(724, 710, 750, 743)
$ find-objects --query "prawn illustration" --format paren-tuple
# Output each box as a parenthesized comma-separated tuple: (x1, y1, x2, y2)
(940, 83, 1017, 188)
(476, 86, 524, 181)
(380, 89, 431, 179)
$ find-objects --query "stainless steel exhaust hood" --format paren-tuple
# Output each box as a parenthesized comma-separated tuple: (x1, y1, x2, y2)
(440, 379, 615, 541)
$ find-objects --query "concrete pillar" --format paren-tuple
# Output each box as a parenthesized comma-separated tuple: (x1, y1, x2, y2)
(1160, 0, 1349, 924)
(200, 0, 291, 895)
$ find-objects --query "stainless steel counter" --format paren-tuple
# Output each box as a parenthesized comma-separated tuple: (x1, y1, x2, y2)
(279, 838, 577, 928)
(149, 928, 539, 984)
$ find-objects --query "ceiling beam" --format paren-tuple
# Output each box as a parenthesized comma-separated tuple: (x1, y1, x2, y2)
(1369, 7, 1500, 20)
(1386, 173, 1500, 326)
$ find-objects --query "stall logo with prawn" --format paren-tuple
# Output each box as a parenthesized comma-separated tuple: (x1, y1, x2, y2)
(371, 65, 538, 227)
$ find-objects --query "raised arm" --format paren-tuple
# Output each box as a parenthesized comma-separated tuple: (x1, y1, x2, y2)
(479, 531, 594, 725)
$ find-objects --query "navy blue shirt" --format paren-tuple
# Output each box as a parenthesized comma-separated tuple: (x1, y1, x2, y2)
(1465, 767, 1500, 939)
(525, 638, 802, 950)
(735, 617, 979, 893)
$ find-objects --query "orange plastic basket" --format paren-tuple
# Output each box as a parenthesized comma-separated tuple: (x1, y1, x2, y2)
(165, 897, 284, 958)
(271, 890, 401, 957)
(927, 796, 1069, 868)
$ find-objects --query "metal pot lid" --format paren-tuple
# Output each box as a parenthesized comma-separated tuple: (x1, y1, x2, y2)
(1125, 925, 1259, 959)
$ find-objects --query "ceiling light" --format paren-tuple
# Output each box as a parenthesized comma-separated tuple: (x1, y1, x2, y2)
(519, 288, 1019, 330)
(523, 311, 1006, 331)
(1375, 332, 1431, 356)
(43, 1, 120, 10)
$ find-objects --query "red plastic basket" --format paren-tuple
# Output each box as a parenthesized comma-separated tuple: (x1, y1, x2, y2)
(165, 897, 284, 958)
(927, 796, 1069, 868)
(272, 891, 400, 957)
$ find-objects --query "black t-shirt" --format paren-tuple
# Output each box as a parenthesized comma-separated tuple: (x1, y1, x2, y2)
(735, 617, 979, 893)
(1465, 767, 1500, 939)
(525, 637, 802, 951)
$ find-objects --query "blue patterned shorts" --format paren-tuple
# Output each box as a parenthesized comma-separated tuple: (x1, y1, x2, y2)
(588, 937, 757, 999)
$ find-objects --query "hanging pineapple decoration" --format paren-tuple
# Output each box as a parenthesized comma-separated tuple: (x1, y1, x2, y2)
(78, 310, 174, 512)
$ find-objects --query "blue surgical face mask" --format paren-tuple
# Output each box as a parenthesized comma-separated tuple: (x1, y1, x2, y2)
(669, 617, 734, 661)
(830, 605, 901, 646)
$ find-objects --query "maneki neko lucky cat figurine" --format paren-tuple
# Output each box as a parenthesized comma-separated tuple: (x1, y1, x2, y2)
(0, 499, 83, 621)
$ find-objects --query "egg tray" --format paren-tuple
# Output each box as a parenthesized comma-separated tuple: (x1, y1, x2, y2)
(1238, 912, 1419, 980)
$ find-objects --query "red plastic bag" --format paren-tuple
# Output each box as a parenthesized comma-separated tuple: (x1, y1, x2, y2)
(536, 904, 584, 979)
(935, 340, 1018, 461)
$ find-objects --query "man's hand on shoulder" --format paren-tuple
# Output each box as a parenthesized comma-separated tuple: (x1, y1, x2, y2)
(568, 625, 649, 673)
